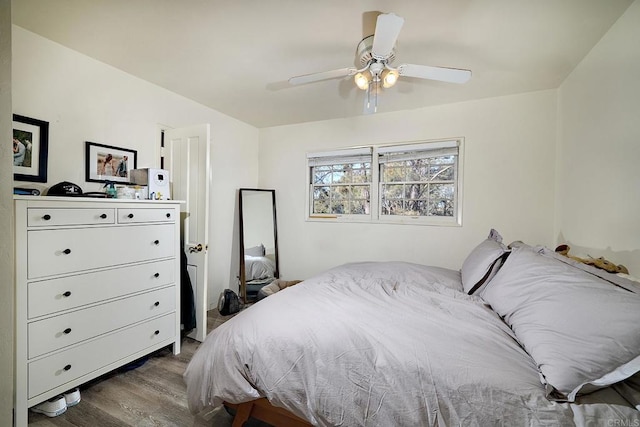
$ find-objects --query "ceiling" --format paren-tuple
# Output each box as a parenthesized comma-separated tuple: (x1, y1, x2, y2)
(12, 0, 633, 128)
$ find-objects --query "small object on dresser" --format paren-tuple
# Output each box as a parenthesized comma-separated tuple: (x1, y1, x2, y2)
(103, 181, 117, 198)
(47, 181, 83, 196)
(116, 185, 136, 199)
(13, 187, 40, 196)
(131, 168, 171, 199)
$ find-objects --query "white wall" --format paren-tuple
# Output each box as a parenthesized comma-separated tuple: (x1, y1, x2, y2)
(0, 1, 14, 425)
(259, 90, 558, 279)
(557, 0, 640, 275)
(12, 26, 260, 309)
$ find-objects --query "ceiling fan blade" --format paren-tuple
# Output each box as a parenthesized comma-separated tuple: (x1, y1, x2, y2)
(371, 13, 404, 60)
(398, 64, 472, 84)
(288, 68, 356, 86)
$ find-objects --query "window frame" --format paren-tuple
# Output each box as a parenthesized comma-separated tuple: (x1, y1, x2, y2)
(306, 139, 464, 226)
(306, 147, 374, 222)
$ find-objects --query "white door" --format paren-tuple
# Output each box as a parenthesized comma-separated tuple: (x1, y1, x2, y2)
(163, 124, 210, 342)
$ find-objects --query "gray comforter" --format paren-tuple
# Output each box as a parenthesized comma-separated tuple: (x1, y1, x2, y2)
(184, 262, 639, 426)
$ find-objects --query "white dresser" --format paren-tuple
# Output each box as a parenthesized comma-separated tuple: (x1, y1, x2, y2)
(13, 196, 182, 426)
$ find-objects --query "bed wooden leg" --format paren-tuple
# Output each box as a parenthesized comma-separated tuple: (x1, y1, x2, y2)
(225, 399, 312, 427)
(231, 401, 253, 427)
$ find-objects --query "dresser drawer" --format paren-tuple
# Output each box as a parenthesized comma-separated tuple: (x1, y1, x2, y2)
(117, 208, 176, 224)
(28, 286, 175, 358)
(27, 208, 115, 227)
(28, 259, 175, 318)
(28, 312, 176, 399)
(27, 224, 175, 279)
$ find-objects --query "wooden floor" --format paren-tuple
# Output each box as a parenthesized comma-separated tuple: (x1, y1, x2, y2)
(28, 309, 269, 427)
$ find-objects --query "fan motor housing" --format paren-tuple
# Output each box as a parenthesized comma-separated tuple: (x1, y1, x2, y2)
(355, 35, 396, 67)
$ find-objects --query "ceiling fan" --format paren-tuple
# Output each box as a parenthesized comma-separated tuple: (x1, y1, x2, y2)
(288, 13, 472, 113)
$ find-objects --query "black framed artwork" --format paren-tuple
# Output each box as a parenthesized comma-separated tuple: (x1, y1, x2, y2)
(85, 141, 138, 184)
(13, 114, 49, 182)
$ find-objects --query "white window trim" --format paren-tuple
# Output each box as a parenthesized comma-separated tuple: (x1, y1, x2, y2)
(306, 138, 464, 226)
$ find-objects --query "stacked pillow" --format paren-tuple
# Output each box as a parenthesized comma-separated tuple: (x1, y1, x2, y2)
(479, 244, 640, 401)
(460, 229, 509, 295)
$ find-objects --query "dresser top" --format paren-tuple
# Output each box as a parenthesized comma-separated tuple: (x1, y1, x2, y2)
(14, 195, 184, 204)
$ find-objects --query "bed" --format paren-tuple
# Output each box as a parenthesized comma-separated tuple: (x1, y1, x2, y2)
(244, 244, 277, 299)
(185, 230, 640, 426)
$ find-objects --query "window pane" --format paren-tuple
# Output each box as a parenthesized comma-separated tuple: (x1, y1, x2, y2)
(314, 199, 329, 213)
(351, 185, 369, 199)
(313, 186, 330, 200)
(352, 168, 369, 183)
(350, 200, 369, 215)
(313, 166, 332, 184)
(407, 159, 429, 181)
(404, 183, 427, 200)
(331, 169, 345, 183)
(332, 185, 349, 198)
(379, 145, 459, 219)
(382, 199, 405, 216)
(309, 156, 371, 216)
(428, 199, 453, 216)
(331, 200, 346, 214)
(383, 184, 404, 199)
(429, 164, 454, 181)
(383, 163, 405, 182)
(429, 183, 455, 200)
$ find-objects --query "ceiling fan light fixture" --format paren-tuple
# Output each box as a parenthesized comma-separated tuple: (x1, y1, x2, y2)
(354, 71, 370, 90)
(382, 69, 399, 88)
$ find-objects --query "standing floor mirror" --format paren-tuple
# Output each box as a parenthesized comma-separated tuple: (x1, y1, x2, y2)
(239, 188, 279, 303)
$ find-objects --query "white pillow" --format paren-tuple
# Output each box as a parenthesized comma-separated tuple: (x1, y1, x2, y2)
(245, 244, 265, 257)
(460, 229, 508, 294)
(482, 246, 640, 401)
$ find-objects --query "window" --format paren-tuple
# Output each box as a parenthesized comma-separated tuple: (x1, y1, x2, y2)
(307, 139, 462, 225)
(307, 148, 372, 218)
(378, 141, 459, 221)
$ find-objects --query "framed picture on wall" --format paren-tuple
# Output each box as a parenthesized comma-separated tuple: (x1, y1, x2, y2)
(13, 114, 49, 182)
(85, 141, 138, 184)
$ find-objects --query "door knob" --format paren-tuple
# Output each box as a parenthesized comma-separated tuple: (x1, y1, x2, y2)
(189, 243, 203, 253)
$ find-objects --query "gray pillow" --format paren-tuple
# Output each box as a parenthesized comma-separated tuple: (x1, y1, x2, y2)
(482, 246, 640, 401)
(245, 244, 265, 257)
(460, 229, 508, 294)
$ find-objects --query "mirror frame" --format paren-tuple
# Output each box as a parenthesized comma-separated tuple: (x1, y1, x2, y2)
(238, 188, 279, 303)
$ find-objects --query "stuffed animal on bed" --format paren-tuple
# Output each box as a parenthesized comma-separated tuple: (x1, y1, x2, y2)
(555, 244, 629, 274)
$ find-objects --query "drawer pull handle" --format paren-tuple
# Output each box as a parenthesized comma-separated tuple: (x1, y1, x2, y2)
(128, 213, 134, 218)
(154, 273, 160, 278)
(154, 330, 160, 335)
(62, 291, 72, 297)
(154, 240, 160, 245)
(154, 301, 160, 307)
(63, 364, 71, 371)
(166, 213, 171, 218)
(100, 213, 108, 219)
(62, 249, 72, 255)
(43, 214, 51, 221)
(63, 328, 72, 334)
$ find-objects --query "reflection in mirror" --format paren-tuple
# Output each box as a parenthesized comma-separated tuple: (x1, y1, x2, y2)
(239, 189, 279, 303)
